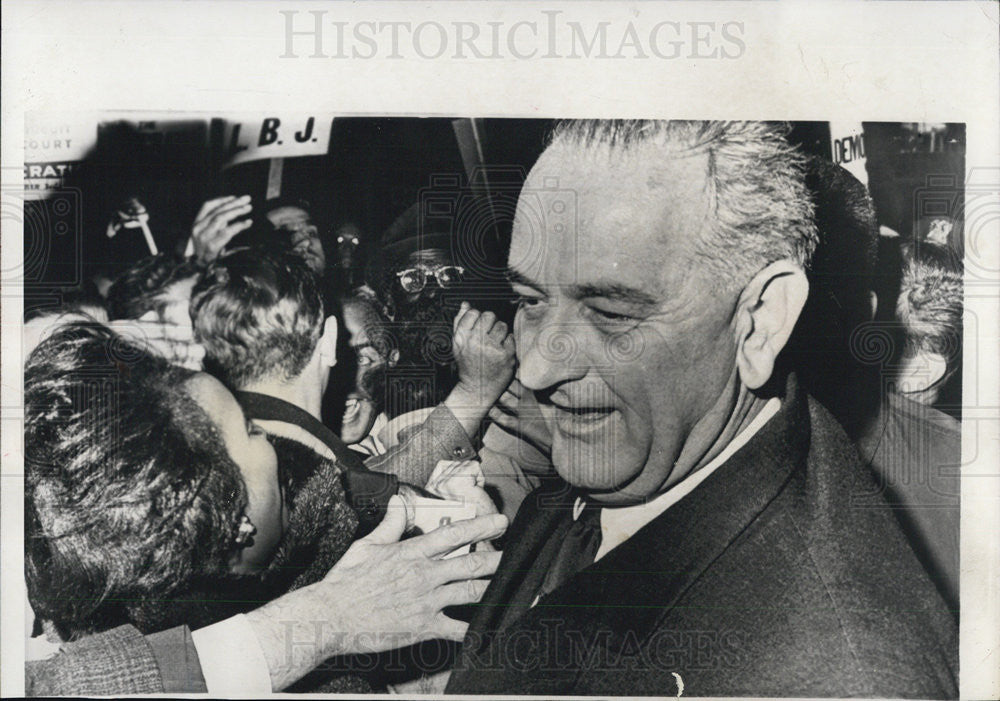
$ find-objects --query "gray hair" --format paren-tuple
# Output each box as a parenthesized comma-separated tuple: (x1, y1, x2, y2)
(548, 120, 819, 288)
(896, 247, 962, 365)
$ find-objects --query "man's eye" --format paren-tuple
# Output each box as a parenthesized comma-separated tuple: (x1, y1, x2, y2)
(247, 421, 266, 437)
(513, 296, 547, 319)
(513, 295, 543, 310)
(588, 306, 637, 324)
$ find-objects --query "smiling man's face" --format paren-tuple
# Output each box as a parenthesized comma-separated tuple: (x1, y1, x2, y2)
(509, 141, 740, 504)
(339, 299, 389, 444)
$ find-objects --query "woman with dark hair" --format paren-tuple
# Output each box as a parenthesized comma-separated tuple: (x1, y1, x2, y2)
(24, 321, 285, 639)
(24, 320, 510, 695)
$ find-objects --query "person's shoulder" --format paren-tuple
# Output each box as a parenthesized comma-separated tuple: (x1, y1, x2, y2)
(804, 393, 864, 465)
(769, 397, 958, 695)
(269, 432, 327, 460)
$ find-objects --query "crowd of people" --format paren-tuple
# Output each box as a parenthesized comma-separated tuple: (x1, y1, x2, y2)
(22, 119, 963, 697)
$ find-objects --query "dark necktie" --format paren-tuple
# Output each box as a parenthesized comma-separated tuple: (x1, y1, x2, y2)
(536, 501, 603, 601)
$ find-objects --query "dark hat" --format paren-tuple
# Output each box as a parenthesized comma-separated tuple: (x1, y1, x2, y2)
(378, 202, 455, 263)
(262, 195, 312, 216)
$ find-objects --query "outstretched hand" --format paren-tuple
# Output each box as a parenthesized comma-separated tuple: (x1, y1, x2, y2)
(106, 314, 205, 370)
(188, 195, 253, 263)
(246, 497, 507, 690)
(488, 377, 553, 457)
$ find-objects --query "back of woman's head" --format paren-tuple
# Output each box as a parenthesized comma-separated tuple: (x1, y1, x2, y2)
(24, 322, 248, 637)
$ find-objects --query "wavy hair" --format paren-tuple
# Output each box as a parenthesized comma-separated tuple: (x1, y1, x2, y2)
(897, 245, 963, 365)
(190, 248, 324, 388)
(24, 322, 247, 637)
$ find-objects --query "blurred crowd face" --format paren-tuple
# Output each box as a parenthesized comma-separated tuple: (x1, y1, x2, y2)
(266, 206, 326, 274)
(339, 299, 391, 444)
(183, 373, 286, 574)
(508, 142, 737, 505)
(155, 273, 200, 327)
(335, 223, 362, 271)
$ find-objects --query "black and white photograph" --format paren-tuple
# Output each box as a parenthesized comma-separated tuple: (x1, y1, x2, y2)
(3, 3, 998, 700)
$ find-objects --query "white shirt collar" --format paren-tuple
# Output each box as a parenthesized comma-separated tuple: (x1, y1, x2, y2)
(254, 418, 335, 461)
(592, 397, 781, 562)
(352, 412, 389, 457)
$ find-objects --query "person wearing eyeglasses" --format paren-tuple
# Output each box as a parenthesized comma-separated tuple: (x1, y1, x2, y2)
(366, 202, 481, 420)
(347, 204, 538, 513)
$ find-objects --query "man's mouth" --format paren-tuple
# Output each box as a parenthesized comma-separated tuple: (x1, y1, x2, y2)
(551, 403, 616, 426)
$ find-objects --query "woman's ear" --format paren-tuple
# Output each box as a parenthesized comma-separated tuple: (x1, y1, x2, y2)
(228, 514, 259, 574)
(735, 260, 809, 390)
(388, 348, 400, 367)
(319, 316, 338, 367)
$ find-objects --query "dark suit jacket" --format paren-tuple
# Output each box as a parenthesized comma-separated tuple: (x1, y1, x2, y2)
(856, 391, 961, 614)
(447, 379, 958, 698)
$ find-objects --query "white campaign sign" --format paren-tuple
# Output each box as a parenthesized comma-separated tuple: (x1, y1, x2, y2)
(219, 114, 332, 168)
(23, 113, 98, 199)
(828, 121, 868, 186)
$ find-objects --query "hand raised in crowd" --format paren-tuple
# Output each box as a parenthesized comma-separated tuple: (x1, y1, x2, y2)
(451, 302, 517, 406)
(188, 195, 253, 264)
(246, 498, 507, 691)
(488, 377, 553, 457)
(23, 309, 205, 371)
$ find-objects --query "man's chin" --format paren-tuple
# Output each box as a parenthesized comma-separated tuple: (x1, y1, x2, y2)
(550, 441, 642, 493)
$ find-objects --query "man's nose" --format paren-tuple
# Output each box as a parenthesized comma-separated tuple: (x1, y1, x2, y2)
(515, 310, 590, 391)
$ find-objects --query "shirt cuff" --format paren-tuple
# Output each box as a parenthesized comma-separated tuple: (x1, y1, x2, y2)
(427, 403, 477, 459)
(145, 625, 207, 693)
(190, 614, 273, 695)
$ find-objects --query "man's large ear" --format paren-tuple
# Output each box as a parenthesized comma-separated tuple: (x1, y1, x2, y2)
(318, 316, 338, 367)
(735, 260, 809, 390)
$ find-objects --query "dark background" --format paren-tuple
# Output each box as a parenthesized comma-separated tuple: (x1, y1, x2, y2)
(23, 117, 965, 323)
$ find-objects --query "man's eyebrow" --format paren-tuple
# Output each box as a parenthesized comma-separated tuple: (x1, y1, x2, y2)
(350, 341, 376, 351)
(504, 268, 543, 290)
(569, 283, 659, 308)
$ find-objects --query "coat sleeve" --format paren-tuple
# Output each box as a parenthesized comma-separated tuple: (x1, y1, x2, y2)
(364, 404, 476, 486)
(27, 624, 206, 695)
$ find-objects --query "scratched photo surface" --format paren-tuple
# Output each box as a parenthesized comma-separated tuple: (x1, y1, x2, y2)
(17, 115, 965, 698)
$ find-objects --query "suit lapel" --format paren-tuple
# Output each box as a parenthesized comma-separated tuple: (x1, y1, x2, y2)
(461, 480, 574, 655)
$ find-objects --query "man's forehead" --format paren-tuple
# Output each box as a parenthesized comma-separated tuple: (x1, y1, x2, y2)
(510, 141, 711, 294)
